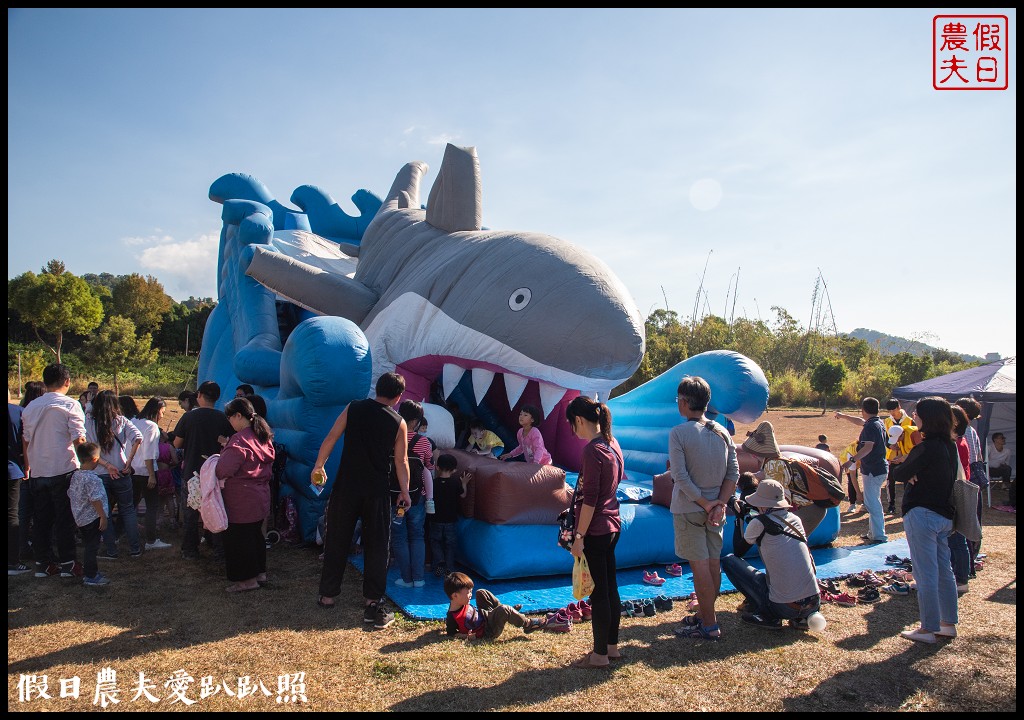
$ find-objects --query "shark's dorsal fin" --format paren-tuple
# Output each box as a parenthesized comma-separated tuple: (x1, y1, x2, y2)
(426, 144, 482, 232)
(384, 161, 429, 210)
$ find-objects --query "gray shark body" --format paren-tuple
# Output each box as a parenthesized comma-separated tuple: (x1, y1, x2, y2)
(245, 144, 645, 420)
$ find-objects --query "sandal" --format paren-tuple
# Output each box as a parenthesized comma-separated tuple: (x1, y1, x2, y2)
(677, 613, 703, 628)
(570, 652, 610, 669)
(226, 583, 259, 593)
(673, 622, 720, 640)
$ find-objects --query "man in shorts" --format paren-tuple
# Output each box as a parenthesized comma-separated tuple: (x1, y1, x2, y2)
(668, 376, 739, 640)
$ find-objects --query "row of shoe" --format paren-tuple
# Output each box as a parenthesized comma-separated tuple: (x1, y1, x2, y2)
(620, 595, 674, 618)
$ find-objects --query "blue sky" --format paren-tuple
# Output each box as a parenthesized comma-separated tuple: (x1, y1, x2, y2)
(8, 8, 1016, 359)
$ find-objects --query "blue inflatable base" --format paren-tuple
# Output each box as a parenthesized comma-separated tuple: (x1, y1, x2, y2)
(455, 502, 841, 580)
(351, 537, 909, 621)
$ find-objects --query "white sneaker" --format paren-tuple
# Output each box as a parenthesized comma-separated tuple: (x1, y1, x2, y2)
(145, 539, 172, 550)
(847, 504, 860, 514)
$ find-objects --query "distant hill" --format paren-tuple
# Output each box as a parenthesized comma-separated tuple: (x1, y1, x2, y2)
(846, 328, 986, 363)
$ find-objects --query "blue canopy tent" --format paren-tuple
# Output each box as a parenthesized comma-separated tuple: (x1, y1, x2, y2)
(892, 357, 1016, 475)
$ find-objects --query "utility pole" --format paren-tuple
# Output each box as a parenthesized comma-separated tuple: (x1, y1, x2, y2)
(185, 323, 190, 357)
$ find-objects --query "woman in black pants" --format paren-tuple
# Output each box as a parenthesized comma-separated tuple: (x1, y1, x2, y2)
(565, 396, 624, 669)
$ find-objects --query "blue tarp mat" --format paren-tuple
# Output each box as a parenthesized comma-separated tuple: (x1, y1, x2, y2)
(351, 537, 911, 621)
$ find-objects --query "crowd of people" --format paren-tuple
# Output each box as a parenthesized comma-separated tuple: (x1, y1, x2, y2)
(8, 365, 1011, 655)
(7, 365, 277, 594)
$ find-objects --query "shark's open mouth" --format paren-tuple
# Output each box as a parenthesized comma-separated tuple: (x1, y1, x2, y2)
(396, 355, 587, 419)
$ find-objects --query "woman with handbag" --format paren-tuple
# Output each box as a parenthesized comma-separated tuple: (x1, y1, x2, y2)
(891, 397, 959, 644)
(948, 405, 974, 594)
(565, 396, 624, 669)
(217, 397, 275, 593)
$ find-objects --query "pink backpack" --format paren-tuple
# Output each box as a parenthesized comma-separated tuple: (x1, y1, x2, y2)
(199, 455, 229, 533)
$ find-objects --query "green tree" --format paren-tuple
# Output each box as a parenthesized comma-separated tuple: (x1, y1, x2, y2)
(7, 263, 104, 363)
(79, 316, 158, 396)
(811, 358, 848, 414)
(890, 351, 933, 387)
(111, 273, 173, 332)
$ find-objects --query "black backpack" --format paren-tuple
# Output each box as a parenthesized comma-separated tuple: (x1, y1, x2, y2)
(389, 433, 426, 506)
(8, 406, 24, 470)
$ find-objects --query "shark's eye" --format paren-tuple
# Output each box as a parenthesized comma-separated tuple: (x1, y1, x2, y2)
(508, 287, 532, 311)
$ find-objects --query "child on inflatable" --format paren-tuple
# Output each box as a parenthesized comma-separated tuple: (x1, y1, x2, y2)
(466, 418, 505, 457)
(499, 405, 552, 465)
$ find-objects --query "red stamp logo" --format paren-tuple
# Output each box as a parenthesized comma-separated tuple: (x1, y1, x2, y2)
(934, 15, 1009, 90)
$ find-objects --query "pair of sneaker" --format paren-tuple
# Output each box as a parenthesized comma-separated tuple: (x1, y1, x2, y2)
(642, 570, 666, 586)
(394, 578, 426, 588)
(363, 600, 395, 629)
(565, 600, 592, 622)
(620, 599, 656, 618)
(664, 563, 683, 577)
(881, 581, 911, 596)
(857, 586, 881, 603)
(543, 609, 573, 632)
(819, 590, 858, 607)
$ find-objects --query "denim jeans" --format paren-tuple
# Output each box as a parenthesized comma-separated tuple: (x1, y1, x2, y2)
(903, 506, 958, 632)
(948, 532, 970, 584)
(391, 494, 426, 583)
(101, 474, 140, 555)
(860, 472, 888, 542)
(429, 521, 459, 571)
(721, 554, 820, 621)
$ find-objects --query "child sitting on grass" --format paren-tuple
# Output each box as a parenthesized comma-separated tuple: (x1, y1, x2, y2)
(444, 571, 545, 639)
(67, 442, 111, 587)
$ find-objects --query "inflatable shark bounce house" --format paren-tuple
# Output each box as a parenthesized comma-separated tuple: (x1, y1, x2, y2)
(198, 144, 839, 579)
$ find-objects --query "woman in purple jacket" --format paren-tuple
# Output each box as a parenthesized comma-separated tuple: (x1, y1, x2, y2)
(217, 397, 275, 593)
(565, 395, 624, 669)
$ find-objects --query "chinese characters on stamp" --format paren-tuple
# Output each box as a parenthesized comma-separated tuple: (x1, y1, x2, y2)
(934, 15, 1009, 90)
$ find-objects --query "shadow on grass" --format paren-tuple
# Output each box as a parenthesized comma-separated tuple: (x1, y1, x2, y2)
(7, 540, 367, 675)
(387, 614, 824, 711)
(986, 578, 1016, 605)
(781, 644, 944, 711)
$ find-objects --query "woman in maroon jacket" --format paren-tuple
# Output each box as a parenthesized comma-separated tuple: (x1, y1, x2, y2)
(217, 397, 275, 593)
(565, 395, 624, 669)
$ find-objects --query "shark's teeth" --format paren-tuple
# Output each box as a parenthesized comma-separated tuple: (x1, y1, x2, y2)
(471, 368, 496, 407)
(442, 363, 467, 400)
(503, 374, 529, 409)
(538, 381, 568, 419)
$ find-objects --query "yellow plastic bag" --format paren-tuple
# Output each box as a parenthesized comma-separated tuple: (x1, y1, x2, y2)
(572, 555, 595, 600)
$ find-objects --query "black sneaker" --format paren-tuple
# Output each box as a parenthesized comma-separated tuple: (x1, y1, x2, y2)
(97, 550, 119, 561)
(653, 594, 674, 612)
(886, 504, 896, 515)
(363, 601, 380, 624)
(857, 587, 881, 604)
(373, 601, 395, 629)
(789, 617, 811, 631)
(741, 612, 783, 630)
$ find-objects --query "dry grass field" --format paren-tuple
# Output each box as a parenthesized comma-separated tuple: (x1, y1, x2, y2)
(8, 405, 1017, 712)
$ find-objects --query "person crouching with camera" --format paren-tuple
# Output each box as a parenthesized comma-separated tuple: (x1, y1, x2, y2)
(721, 479, 822, 630)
